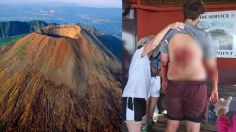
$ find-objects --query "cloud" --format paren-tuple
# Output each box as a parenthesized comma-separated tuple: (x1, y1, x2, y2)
(71, 0, 121, 8)
(0, 0, 122, 8)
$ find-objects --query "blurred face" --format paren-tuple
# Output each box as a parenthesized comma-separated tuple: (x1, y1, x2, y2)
(144, 39, 154, 58)
(143, 39, 151, 46)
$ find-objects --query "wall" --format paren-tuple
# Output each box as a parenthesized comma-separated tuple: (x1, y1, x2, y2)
(131, 2, 236, 84)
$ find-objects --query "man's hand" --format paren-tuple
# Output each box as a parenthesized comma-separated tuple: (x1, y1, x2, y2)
(168, 22, 185, 31)
(209, 89, 218, 105)
(162, 81, 167, 94)
(142, 22, 184, 57)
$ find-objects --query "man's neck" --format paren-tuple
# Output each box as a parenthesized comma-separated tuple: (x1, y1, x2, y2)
(185, 19, 197, 26)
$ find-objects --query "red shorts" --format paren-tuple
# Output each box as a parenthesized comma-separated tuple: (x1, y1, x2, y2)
(165, 80, 208, 123)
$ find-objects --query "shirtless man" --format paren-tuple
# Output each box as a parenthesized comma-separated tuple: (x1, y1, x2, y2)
(159, 1, 218, 132)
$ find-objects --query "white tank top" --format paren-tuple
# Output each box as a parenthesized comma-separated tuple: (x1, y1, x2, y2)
(122, 47, 151, 99)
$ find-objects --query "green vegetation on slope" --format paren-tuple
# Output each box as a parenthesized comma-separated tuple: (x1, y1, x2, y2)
(0, 123, 4, 132)
(0, 34, 27, 46)
(0, 20, 56, 39)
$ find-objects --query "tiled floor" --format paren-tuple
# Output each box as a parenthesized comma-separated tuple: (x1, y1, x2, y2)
(152, 115, 217, 132)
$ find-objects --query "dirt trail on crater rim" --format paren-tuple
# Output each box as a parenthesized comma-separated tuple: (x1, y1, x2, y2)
(0, 24, 122, 131)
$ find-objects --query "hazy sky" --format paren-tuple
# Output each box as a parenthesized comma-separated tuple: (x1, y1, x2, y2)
(0, 0, 122, 8)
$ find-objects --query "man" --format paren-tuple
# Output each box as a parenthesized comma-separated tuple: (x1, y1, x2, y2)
(159, 1, 218, 132)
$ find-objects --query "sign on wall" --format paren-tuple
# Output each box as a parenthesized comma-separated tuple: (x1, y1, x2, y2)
(197, 10, 236, 58)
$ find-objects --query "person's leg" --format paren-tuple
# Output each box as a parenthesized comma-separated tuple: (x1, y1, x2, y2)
(144, 96, 158, 130)
(165, 81, 185, 132)
(141, 98, 149, 126)
(184, 82, 208, 132)
(148, 96, 158, 119)
(133, 98, 147, 131)
(142, 114, 148, 125)
(145, 97, 150, 123)
(165, 120, 180, 132)
(148, 76, 160, 122)
(186, 121, 200, 132)
(216, 106, 231, 132)
(126, 121, 142, 132)
(231, 115, 236, 132)
(217, 115, 230, 132)
(123, 97, 147, 132)
(141, 114, 149, 132)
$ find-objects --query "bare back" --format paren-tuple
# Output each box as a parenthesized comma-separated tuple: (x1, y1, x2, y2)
(167, 34, 206, 81)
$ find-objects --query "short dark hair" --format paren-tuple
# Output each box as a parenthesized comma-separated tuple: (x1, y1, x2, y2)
(183, 1, 205, 20)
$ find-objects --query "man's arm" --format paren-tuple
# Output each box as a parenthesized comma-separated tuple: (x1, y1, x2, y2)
(161, 53, 169, 94)
(205, 59, 218, 104)
(141, 22, 184, 57)
(204, 34, 218, 104)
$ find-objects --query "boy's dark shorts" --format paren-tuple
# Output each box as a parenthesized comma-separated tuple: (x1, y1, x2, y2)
(122, 97, 146, 122)
(165, 80, 208, 123)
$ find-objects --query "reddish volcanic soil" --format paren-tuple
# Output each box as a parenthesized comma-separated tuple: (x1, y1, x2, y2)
(0, 24, 122, 131)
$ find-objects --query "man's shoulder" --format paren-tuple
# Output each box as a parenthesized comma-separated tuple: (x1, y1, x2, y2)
(195, 26, 207, 36)
(164, 29, 178, 40)
(185, 24, 207, 38)
(165, 25, 207, 41)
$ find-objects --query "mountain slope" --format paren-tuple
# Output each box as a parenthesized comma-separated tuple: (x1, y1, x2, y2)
(79, 24, 122, 60)
(0, 24, 122, 131)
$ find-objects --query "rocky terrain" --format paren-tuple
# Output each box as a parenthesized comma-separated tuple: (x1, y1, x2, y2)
(0, 24, 122, 131)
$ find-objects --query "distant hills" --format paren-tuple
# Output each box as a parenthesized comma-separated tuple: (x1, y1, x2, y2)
(0, 20, 55, 38)
(0, 24, 122, 131)
(79, 24, 122, 60)
(0, 20, 122, 60)
(0, 4, 121, 39)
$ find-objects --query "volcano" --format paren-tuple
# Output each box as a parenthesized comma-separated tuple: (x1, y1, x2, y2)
(0, 24, 122, 131)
